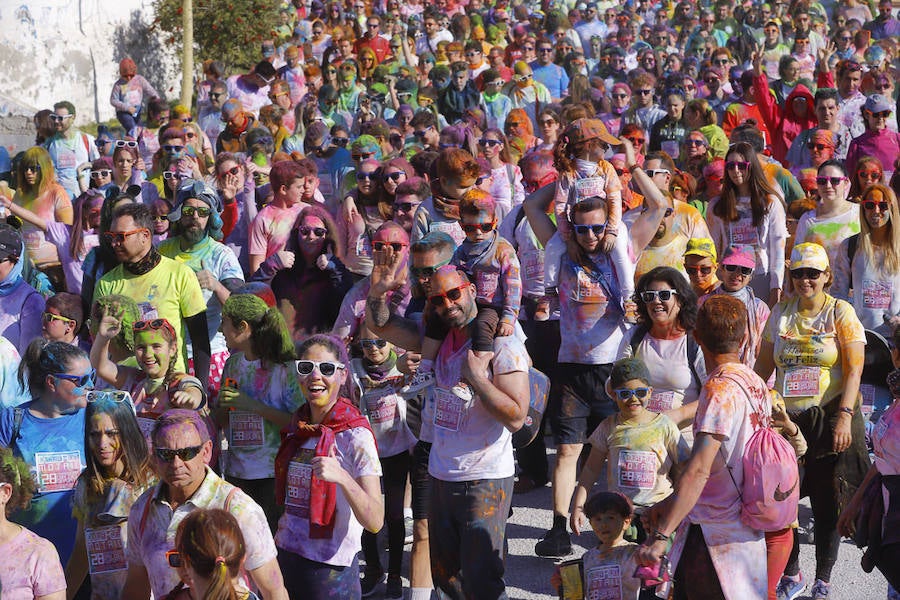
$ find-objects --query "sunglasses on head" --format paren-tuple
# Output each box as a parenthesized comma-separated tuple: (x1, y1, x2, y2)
(384, 171, 405, 182)
(863, 200, 890, 211)
(816, 176, 846, 187)
(155, 445, 204, 462)
(360, 338, 388, 349)
(53, 369, 97, 388)
(428, 284, 468, 307)
(86, 390, 133, 404)
(91, 170, 111, 178)
(726, 161, 750, 171)
(640, 289, 677, 303)
(461, 221, 495, 234)
(181, 206, 212, 217)
(790, 268, 823, 280)
(115, 140, 138, 148)
(683, 264, 713, 276)
(723, 264, 753, 276)
(299, 225, 326, 237)
(134, 318, 176, 337)
(573, 223, 607, 236)
(296, 360, 345, 377)
(374, 240, 407, 252)
(42, 312, 76, 325)
(613, 387, 651, 401)
(103, 228, 147, 244)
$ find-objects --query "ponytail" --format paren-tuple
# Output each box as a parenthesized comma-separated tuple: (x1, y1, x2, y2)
(203, 558, 238, 600)
(18, 339, 89, 396)
(173, 509, 245, 600)
(222, 295, 295, 365)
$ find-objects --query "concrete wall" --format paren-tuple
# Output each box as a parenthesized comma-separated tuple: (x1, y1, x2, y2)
(0, 0, 181, 154)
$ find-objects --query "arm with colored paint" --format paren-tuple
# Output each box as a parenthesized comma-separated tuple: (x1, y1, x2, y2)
(89, 307, 137, 390)
(462, 349, 529, 431)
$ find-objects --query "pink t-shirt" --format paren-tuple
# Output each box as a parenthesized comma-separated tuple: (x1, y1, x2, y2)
(248, 202, 305, 261)
(0, 527, 66, 600)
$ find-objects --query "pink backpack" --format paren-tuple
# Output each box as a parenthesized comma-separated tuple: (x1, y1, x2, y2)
(723, 379, 800, 532)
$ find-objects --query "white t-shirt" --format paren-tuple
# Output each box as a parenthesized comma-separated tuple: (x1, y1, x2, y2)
(351, 359, 417, 458)
(618, 333, 706, 412)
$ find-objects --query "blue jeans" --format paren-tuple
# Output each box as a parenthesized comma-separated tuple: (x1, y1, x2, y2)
(277, 549, 360, 599)
(116, 110, 140, 135)
(429, 476, 514, 600)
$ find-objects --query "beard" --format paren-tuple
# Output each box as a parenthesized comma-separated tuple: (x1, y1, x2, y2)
(180, 224, 206, 246)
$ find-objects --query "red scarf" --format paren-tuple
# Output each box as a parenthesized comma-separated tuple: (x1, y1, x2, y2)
(274, 398, 372, 538)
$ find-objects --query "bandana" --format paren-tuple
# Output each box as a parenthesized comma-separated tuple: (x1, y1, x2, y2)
(123, 246, 162, 276)
(363, 350, 398, 380)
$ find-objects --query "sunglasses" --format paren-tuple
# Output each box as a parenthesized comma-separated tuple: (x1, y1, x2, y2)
(210, 92, 226, 99)
(220, 166, 241, 178)
(635, 89, 653, 96)
(394, 202, 418, 213)
(115, 140, 138, 148)
(513, 75, 531, 83)
(42, 312, 76, 325)
(86, 390, 133, 404)
(683, 265, 713, 276)
(374, 240, 406, 252)
(569, 222, 606, 236)
(103, 228, 147, 244)
(723, 264, 753, 276)
(360, 338, 388, 349)
(357, 171, 377, 181)
(53, 369, 97, 388)
(166, 550, 184, 568)
(645, 168, 671, 177)
(91, 170, 111, 178)
(299, 225, 326, 237)
(461, 222, 495, 234)
(870, 111, 892, 119)
(410, 260, 450, 278)
(49, 114, 73, 122)
(523, 45, 535, 50)
(685, 138, 707, 147)
(163, 171, 180, 181)
(725, 161, 750, 171)
(858, 170, 883, 180)
(162, 145, 185, 154)
(478, 138, 503, 147)
(155, 445, 204, 462)
(625, 137, 645, 145)
(154, 215, 169, 223)
(538, 48, 554, 53)
(296, 360, 345, 377)
(428, 284, 468, 307)
(611, 93, 629, 99)
(863, 201, 890, 211)
(790, 268, 822, 280)
(333, 138, 349, 147)
(807, 143, 831, 151)
(613, 387, 651, 401)
(181, 206, 212, 217)
(384, 171, 405, 182)
(96, 139, 112, 147)
(815, 176, 847, 187)
(640, 289, 677, 303)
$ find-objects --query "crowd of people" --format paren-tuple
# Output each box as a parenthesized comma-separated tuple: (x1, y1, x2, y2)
(1, 0, 900, 598)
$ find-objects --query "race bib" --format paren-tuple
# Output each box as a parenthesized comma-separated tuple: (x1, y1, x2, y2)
(576, 269, 608, 304)
(433, 387, 466, 431)
(285, 449, 316, 517)
(229, 411, 265, 449)
(730, 221, 760, 246)
(586, 565, 623, 600)
(522, 250, 544, 281)
(617, 450, 656, 490)
(136, 302, 159, 320)
(34, 451, 82, 493)
(56, 149, 77, 170)
(85, 525, 127, 574)
(365, 386, 399, 425)
(476, 270, 500, 300)
(574, 176, 607, 202)
(862, 280, 892, 310)
(647, 390, 676, 413)
(783, 366, 820, 397)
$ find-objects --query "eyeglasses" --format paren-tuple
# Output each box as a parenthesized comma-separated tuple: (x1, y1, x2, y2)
(384, 171, 405, 182)
(114, 140, 138, 148)
(428, 284, 468, 307)
(155, 445, 204, 462)
(613, 387, 651, 401)
(42, 312, 76, 325)
(723, 264, 753, 276)
(645, 168, 671, 177)
(53, 369, 97, 388)
(357, 171, 377, 181)
(360, 338, 388, 349)
(460, 222, 495, 234)
(374, 240, 407, 252)
(181, 206, 212, 217)
(573, 223, 607, 236)
(683, 264, 713, 276)
(296, 360, 345, 377)
(625, 136, 645, 145)
(299, 225, 327, 237)
(478, 138, 503, 147)
(49, 114, 73, 122)
(640, 289, 677, 303)
(807, 143, 831, 151)
(86, 390, 133, 404)
(815, 176, 847, 187)
(863, 200, 890, 212)
(91, 170, 112, 178)
(725, 161, 750, 172)
(790, 268, 822, 280)
(103, 228, 147, 244)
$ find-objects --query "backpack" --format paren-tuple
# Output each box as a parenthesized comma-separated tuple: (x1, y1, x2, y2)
(722, 377, 799, 532)
(511, 367, 551, 449)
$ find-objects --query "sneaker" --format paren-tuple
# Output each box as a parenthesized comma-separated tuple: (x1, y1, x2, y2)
(534, 527, 572, 558)
(360, 568, 384, 597)
(385, 575, 403, 599)
(534, 296, 551, 321)
(404, 515, 414, 545)
(776, 574, 805, 600)
(400, 371, 435, 395)
(810, 579, 831, 600)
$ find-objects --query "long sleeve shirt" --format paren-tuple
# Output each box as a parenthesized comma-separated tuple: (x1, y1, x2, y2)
(109, 75, 159, 113)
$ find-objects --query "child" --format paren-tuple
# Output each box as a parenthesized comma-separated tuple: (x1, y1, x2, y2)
(404, 189, 521, 392)
(553, 491, 644, 600)
(570, 357, 689, 542)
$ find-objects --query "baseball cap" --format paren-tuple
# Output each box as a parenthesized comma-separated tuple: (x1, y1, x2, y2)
(790, 242, 829, 271)
(0, 224, 22, 261)
(864, 94, 892, 114)
(720, 245, 756, 269)
(683, 238, 717, 261)
(563, 118, 621, 146)
(609, 357, 651, 388)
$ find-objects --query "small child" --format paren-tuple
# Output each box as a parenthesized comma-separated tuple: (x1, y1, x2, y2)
(570, 357, 689, 542)
(404, 189, 521, 392)
(553, 491, 644, 600)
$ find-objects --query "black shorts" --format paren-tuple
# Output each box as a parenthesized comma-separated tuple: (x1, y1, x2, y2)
(410, 440, 432, 521)
(552, 362, 617, 445)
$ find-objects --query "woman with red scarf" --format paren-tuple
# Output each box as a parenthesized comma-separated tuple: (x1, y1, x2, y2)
(273, 334, 384, 598)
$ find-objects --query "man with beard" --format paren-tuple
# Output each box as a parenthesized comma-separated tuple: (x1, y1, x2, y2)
(628, 152, 711, 283)
(43, 101, 99, 198)
(94, 202, 211, 382)
(159, 179, 244, 397)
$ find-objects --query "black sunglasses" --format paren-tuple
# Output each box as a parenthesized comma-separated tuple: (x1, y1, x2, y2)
(360, 338, 388, 349)
(573, 223, 607, 236)
(790, 268, 823, 280)
(723, 264, 753, 276)
(155, 445, 204, 462)
(461, 222, 495, 233)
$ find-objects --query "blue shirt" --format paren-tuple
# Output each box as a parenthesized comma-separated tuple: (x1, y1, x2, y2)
(530, 62, 570, 100)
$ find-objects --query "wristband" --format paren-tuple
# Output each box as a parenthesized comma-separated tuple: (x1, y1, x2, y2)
(839, 406, 854, 416)
(651, 529, 670, 542)
(628, 164, 641, 174)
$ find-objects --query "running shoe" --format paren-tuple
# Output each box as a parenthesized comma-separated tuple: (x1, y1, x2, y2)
(360, 568, 384, 598)
(810, 579, 831, 600)
(534, 527, 572, 558)
(776, 574, 805, 600)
